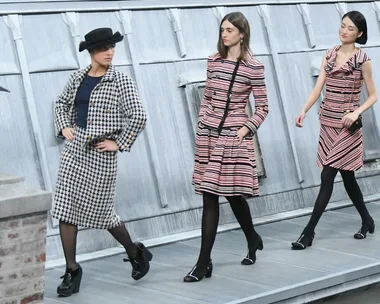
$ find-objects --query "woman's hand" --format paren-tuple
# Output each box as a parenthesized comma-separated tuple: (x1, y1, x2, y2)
(95, 140, 119, 152)
(296, 111, 306, 128)
(237, 126, 250, 145)
(62, 128, 75, 141)
(342, 111, 359, 129)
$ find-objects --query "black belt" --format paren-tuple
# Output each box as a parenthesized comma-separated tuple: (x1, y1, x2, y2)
(217, 61, 240, 133)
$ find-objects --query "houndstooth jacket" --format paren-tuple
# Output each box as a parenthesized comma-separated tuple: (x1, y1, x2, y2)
(54, 64, 147, 152)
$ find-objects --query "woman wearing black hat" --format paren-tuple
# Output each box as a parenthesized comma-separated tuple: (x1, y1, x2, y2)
(53, 28, 151, 297)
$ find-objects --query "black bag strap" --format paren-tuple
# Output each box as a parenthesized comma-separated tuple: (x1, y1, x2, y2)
(217, 61, 240, 133)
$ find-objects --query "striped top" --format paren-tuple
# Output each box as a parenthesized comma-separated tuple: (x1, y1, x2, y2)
(319, 45, 370, 128)
(198, 51, 269, 134)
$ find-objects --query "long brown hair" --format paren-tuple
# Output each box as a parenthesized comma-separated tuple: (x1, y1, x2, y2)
(217, 12, 251, 61)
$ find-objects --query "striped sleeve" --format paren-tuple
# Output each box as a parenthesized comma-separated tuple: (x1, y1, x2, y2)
(198, 57, 213, 122)
(244, 63, 269, 134)
(360, 52, 370, 64)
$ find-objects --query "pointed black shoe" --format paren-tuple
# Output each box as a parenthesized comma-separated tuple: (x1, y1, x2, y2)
(354, 220, 375, 239)
(291, 232, 315, 250)
(57, 264, 83, 297)
(183, 261, 213, 283)
(241, 234, 264, 265)
(123, 242, 153, 280)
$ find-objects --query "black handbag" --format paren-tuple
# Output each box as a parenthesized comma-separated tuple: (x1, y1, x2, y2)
(345, 109, 362, 131)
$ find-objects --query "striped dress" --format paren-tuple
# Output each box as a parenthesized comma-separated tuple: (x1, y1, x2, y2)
(193, 52, 268, 197)
(318, 46, 370, 171)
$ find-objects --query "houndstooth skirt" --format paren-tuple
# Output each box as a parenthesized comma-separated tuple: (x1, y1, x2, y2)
(52, 126, 122, 229)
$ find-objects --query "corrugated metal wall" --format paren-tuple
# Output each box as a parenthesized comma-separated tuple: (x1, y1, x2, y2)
(1, 0, 380, 260)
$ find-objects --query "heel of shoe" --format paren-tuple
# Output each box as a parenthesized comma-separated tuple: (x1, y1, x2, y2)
(308, 239, 313, 247)
(145, 248, 153, 261)
(72, 265, 82, 294)
(72, 274, 82, 294)
(369, 223, 375, 234)
(205, 265, 213, 278)
(258, 240, 264, 251)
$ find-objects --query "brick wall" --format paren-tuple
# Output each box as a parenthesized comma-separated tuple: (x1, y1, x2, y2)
(0, 212, 47, 304)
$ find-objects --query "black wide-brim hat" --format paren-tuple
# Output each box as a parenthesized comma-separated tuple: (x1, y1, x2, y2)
(79, 27, 124, 52)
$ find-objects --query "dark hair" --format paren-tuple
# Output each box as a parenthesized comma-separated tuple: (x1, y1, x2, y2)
(217, 12, 250, 61)
(342, 11, 368, 44)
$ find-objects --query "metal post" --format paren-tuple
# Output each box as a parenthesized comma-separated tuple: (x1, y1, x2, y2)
(258, 5, 304, 184)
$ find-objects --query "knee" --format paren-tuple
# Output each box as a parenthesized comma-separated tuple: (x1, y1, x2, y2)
(203, 192, 219, 209)
(320, 168, 336, 185)
(340, 170, 356, 186)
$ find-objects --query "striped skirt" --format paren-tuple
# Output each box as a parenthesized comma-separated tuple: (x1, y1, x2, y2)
(52, 126, 122, 229)
(317, 124, 363, 171)
(192, 122, 259, 197)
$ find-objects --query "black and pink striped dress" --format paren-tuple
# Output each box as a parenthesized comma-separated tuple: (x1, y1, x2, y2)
(192, 52, 268, 197)
(318, 46, 370, 171)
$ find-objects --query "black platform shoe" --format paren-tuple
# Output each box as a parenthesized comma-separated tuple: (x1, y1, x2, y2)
(183, 261, 213, 283)
(241, 234, 264, 265)
(291, 232, 315, 250)
(354, 220, 375, 239)
(123, 242, 153, 280)
(57, 264, 83, 297)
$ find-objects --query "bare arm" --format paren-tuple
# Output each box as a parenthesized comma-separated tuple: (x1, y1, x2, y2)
(296, 56, 327, 127)
(302, 56, 327, 113)
(355, 61, 377, 115)
(342, 60, 377, 128)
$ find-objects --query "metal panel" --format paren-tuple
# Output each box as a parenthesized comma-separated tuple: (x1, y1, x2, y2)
(271, 4, 311, 52)
(22, 14, 78, 72)
(131, 10, 180, 62)
(0, 17, 19, 75)
(0, 75, 42, 189)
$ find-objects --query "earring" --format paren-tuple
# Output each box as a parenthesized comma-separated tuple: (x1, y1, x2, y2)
(240, 38, 243, 45)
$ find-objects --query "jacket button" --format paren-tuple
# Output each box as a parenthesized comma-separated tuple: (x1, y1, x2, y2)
(88, 120, 92, 125)
(213, 91, 216, 95)
(91, 102, 94, 106)
(87, 136, 92, 140)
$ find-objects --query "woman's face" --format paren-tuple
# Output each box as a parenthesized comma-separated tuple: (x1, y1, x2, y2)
(339, 16, 362, 44)
(90, 44, 115, 67)
(221, 20, 243, 47)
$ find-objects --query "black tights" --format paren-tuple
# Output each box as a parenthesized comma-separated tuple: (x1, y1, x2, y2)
(304, 165, 372, 236)
(197, 192, 258, 265)
(59, 221, 137, 271)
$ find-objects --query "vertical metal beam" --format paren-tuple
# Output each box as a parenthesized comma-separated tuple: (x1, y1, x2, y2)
(371, 2, 380, 135)
(335, 2, 347, 18)
(212, 6, 226, 24)
(373, 2, 380, 31)
(62, 12, 86, 68)
(3, 14, 53, 191)
(297, 4, 316, 49)
(166, 8, 187, 58)
(258, 5, 304, 184)
(117, 10, 169, 208)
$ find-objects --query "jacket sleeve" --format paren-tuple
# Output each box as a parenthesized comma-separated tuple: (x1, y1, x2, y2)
(115, 76, 147, 152)
(54, 72, 76, 138)
(198, 57, 213, 122)
(244, 63, 269, 134)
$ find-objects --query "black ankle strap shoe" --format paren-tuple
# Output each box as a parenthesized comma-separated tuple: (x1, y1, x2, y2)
(123, 242, 153, 280)
(57, 264, 83, 297)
